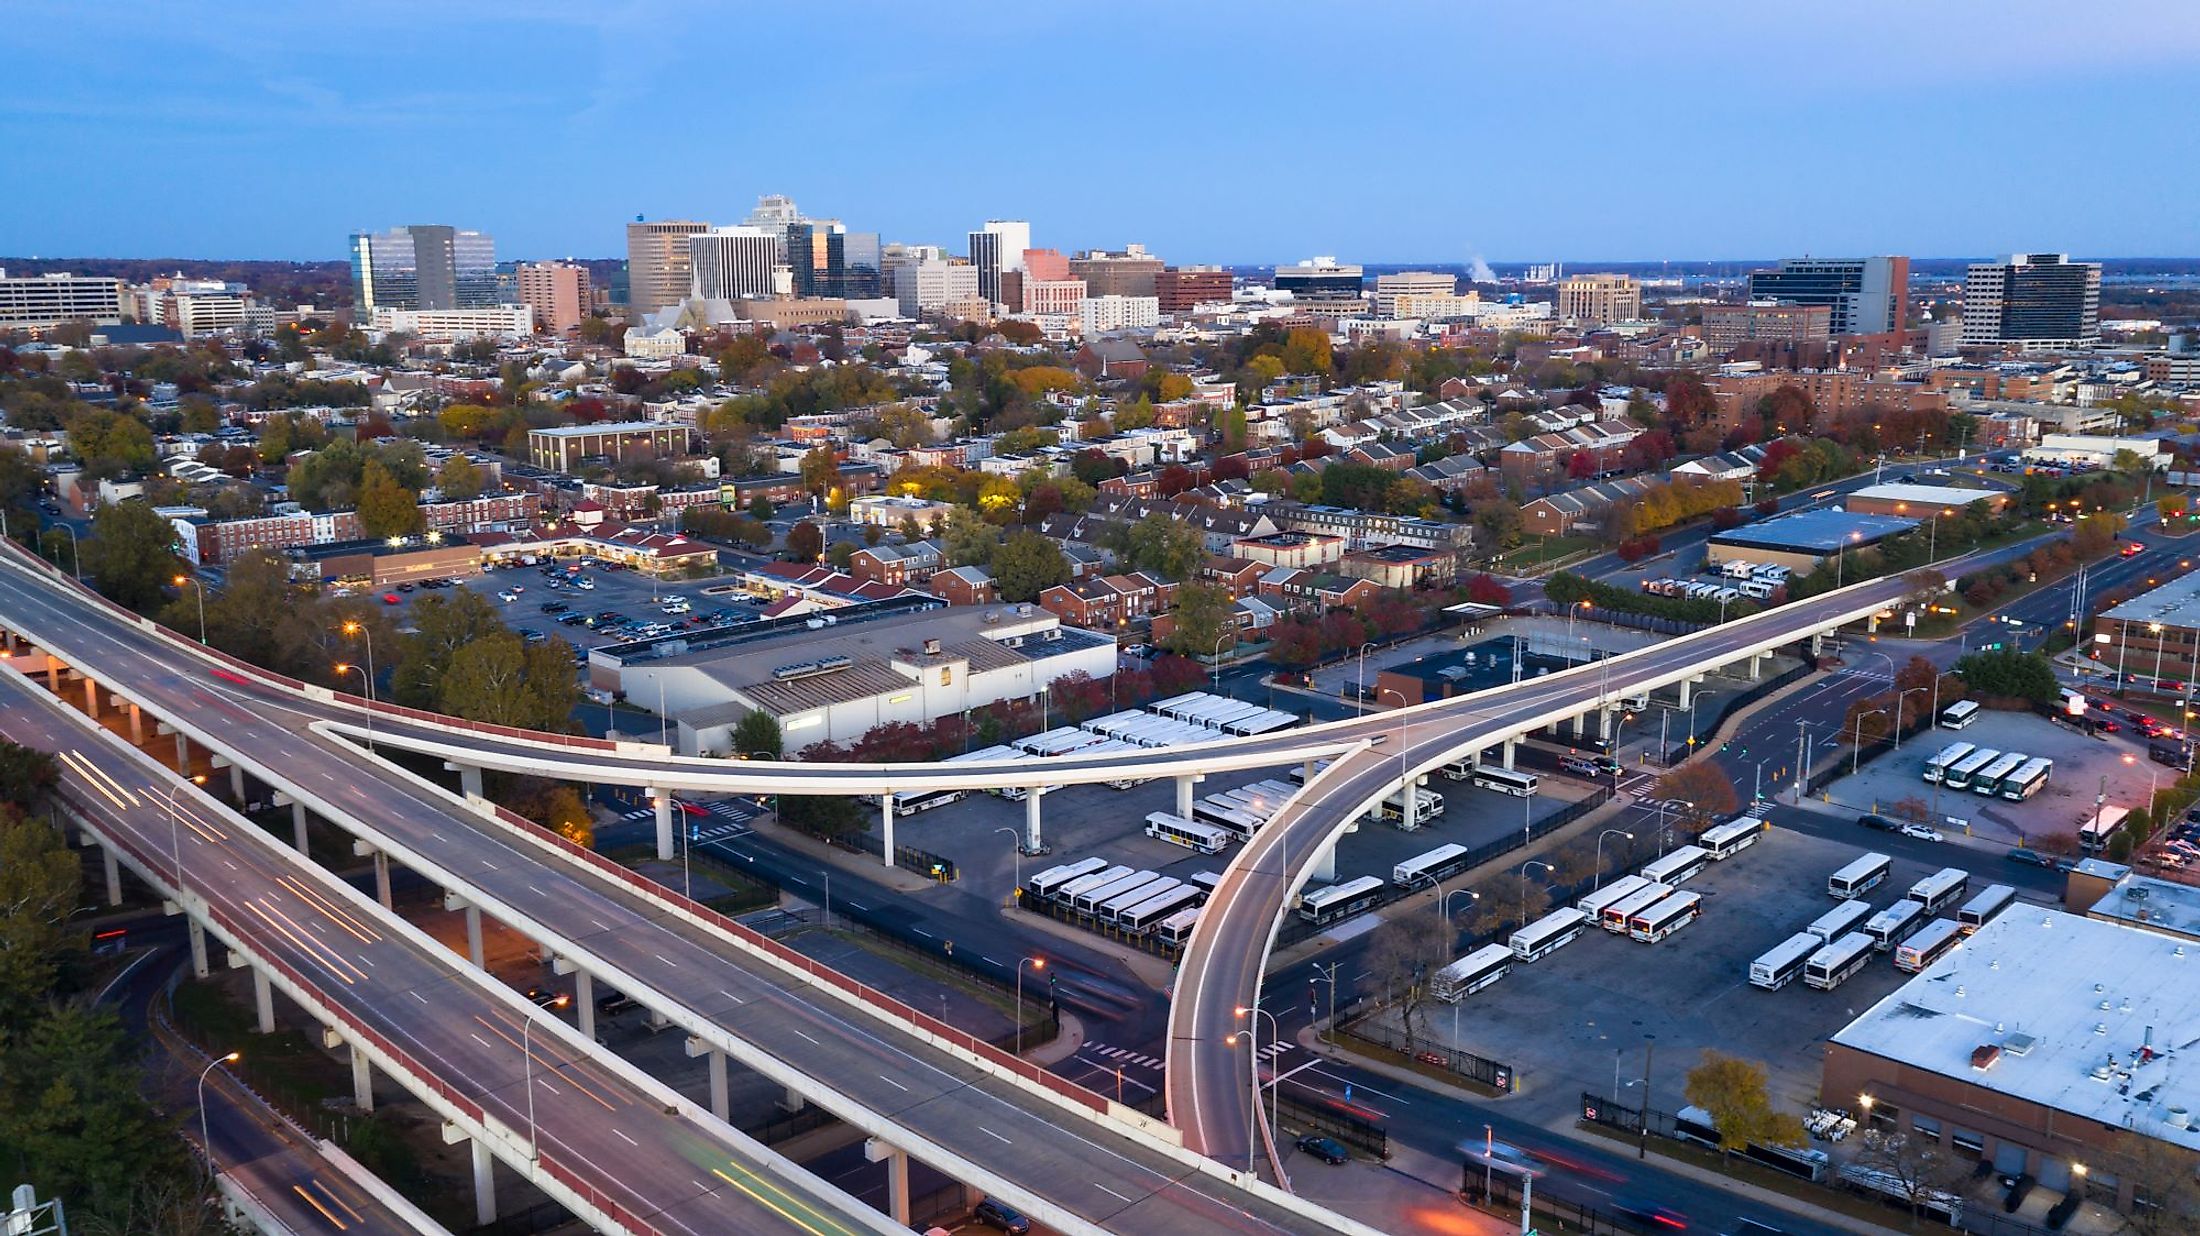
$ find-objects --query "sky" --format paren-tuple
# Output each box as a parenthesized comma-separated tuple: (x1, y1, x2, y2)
(6, 0, 2199, 265)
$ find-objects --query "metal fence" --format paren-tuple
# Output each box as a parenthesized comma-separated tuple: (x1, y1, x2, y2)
(1339, 1016, 1516, 1095)
(1275, 1088, 1389, 1159)
(1473, 1167, 1633, 1235)
(1658, 658, 1815, 766)
(795, 824, 958, 883)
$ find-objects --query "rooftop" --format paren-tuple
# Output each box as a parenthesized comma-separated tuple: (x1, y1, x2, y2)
(528, 421, 681, 439)
(2100, 571, 2200, 630)
(1832, 908, 2200, 1154)
(2089, 873, 2200, 942)
(1847, 482, 2008, 509)
(1709, 507, 1918, 554)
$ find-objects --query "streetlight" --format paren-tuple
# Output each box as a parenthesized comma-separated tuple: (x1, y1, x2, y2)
(1224, 1031, 1259, 1175)
(1235, 1004, 1281, 1155)
(1594, 829, 1635, 891)
(2122, 753, 2162, 820)
(1015, 957, 1045, 1056)
(1892, 687, 1927, 750)
(1850, 707, 1888, 775)
(1835, 530, 1863, 588)
(196, 1050, 241, 1176)
(995, 826, 1023, 899)
(1211, 629, 1234, 692)
(1354, 641, 1379, 712)
(1310, 962, 1342, 1047)
(1439, 886, 1479, 926)
(1651, 801, 1693, 854)
(524, 994, 572, 1160)
(1377, 687, 1413, 826)
(1516, 860, 1554, 926)
(174, 574, 207, 644)
(333, 663, 375, 754)
(61, 525, 80, 577)
(339, 621, 377, 749)
(2151, 622, 2170, 694)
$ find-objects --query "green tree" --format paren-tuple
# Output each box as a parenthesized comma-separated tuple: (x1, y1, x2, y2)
(437, 634, 580, 731)
(355, 459, 423, 538)
(1682, 1049, 1807, 1165)
(0, 1001, 194, 1218)
(799, 446, 838, 497)
(991, 530, 1065, 602)
(786, 520, 824, 562)
(0, 805, 78, 1028)
(65, 409, 157, 479)
(1161, 582, 1236, 657)
(732, 709, 782, 758)
(779, 794, 867, 838)
(1124, 512, 1204, 580)
(0, 741, 58, 809)
(391, 589, 506, 707)
(747, 494, 777, 520)
(1953, 649, 2058, 704)
(79, 500, 182, 612)
(434, 453, 485, 500)
(936, 506, 1001, 569)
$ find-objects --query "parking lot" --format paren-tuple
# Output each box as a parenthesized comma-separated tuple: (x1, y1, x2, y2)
(1822, 706, 2156, 849)
(1384, 824, 2038, 1124)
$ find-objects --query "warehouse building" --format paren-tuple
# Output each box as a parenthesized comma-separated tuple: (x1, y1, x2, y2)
(1704, 507, 1917, 575)
(1844, 482, 2012, 520)
(2090, 571, 2200, 691)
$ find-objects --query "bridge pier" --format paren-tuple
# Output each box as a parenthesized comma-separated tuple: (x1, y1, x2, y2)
(1677, 678, 1693, 709)
(470, 1137, 497, 1227)
(447, 762, 484, 800)
(81, 674, 98, 716)
(1599, 707, 1615, 743)
(100, 844, 122, 906)
(1302, 758, 1317, 785)
(445, 895, 485, 968)
(290, 801, 309, 852)
(1749, 652, 1764, 679)
(1310, 839, 1338, 883)
(1570, 712, 1585, 740)
(1502, 738, 1517, 771)
(1176, 774, 1198, 819)
(1811, 632, 1824, 656)
(878, 794, 895, 868)
(188, 917, 210, 979)
(864, 1139, 912, 1226)
(227, 763, 247, 804)
(1399, 778, 1418, 831)
(332, 1034, 374, 1111)
(779, 1086, 806, 1114)
(252, 967, 276, 1034)
(573, 971, 596, 1041)
(373, 852, 392, 909)
(127, 702, 143, 743)
(686, 1037, 730, 1121)
(173, 732, 190, 775)
(650, 788, 674, 861)
(1023, 786, 1044, 854)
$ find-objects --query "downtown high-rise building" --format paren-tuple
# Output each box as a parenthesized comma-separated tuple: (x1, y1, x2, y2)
(516, 261, 593, 334)
(1745, 256, 1910, 336)
(688, 227, 782, 300)
(1555, 273, 1642, 326)
(626, 219, 710, 316)
(349, 225, 496, 313)
(967, 220, 1031, 306)
(1960, 254, 2101, 350)
(785, 220, 882, 299)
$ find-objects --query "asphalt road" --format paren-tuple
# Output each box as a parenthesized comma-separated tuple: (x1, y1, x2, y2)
(0, 668, 894, 1236)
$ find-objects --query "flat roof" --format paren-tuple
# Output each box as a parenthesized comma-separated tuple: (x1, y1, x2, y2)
(2100, 571, 2200, 630)
(1831, 908, 2200, 1153)
(1709, 507, 1917, 554)
(1848, 483, 2007, 509)
(528, 421, 681, 438)
(2089, 873, 2200, 941)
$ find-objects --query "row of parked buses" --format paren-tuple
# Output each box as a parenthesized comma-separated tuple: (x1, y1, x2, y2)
(1748, 857, 2016, 993)
(1920, 739, 2052, 801)
(1021, 858, 1227, 946)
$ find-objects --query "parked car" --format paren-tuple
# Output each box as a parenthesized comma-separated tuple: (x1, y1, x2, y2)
(497, 590, 520, 603)
(381, 592, 403, 605)
(1856, 813, 1897, 832)
(2007, 847, 2058, 868)
(1295, 1134, 1350, 1165)
(1899, 824, 1944, 843)
(971, 1198, 1030, 1234)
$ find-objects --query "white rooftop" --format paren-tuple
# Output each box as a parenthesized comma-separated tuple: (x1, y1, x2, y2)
(1847, 482, 2007, 509)
(1832, 908, 2200, 1152)
(2088, 873, 2200, 942)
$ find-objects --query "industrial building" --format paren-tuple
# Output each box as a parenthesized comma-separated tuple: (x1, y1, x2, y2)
(1843, 482, 2013, 519)
(2091, 571, 2200, 690)
(1705, 508, 1917, 574)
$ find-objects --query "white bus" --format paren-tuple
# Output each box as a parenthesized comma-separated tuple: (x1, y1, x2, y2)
(1957, 884, 2017, 933)
(1144, 812, 1231, 855)
(1601, 881, 1675, 933)
(1699, 817, 1766, 860)
(1641, 845, 1713, 888)
(1894, 918, 1965, 973)
(1828, 853, 1892, 898)
(890, 787, 969, 816)
(1074, 870, 1159, 916)
(1055, 865, 1132, 907)
(1100, 877, 1181, 924)
(1186, 870, 1224, 899)
(1750, 932, 1824, 990)
(1118, 883, 1199, 931)
(1628, 891, 1703, 943)
(1509, 908, 1589, 962)
(1372, 787, 1445, 826)
(1971, 751, 2029, 797)
(1191, 799, 1266, 842)
(1297, 875, 1386, 925)
(1470, 766, 1539, 798)
(1921, 742, 1976, 785)
(2001, 757, 2052, 801)
(1393, 843, 1472, 889)
(1908, 867, 1971, 915)
(1431, 944, 1514, 1002)
(1576, 875, 1650, 919)
(2080, 805, 2129, 854)
(1806, 899, 1875, 943)
(1027, 857, 1107, 902)
(1942, 747, 2001, 791)
(1804, 932, 1878, 991)
(1155, 906, 1203, 947)
(1939, 700, 1981, 730)
(1864, 899, 1930, 952)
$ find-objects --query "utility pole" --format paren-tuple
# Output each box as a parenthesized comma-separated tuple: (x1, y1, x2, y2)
(1792, 719, 1810, 800)
(1638, 1035, 1655, 1160)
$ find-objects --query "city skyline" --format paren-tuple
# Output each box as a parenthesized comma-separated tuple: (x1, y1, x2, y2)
(6, 1, 2198, 264)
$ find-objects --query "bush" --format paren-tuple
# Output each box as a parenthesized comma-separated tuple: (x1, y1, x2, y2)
(1615, 535, 1663, 564)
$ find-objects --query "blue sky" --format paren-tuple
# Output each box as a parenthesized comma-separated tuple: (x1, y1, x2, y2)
(6, 1, 2198, 264)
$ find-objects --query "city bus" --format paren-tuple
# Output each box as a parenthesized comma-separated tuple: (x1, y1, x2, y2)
(1971, 751, 2029, 797)
(1073, 870, 1157, 916)
(1922, 742, 1976, 785)
(1600, 881, 1675, 932)
(1186, 870, 1224, 899)
(1143, 812, 1231, 855)
(1864, 899, 1930, 952)
(1939, 700, 1981, 730)
(1942, 747, 2001, 791)
(1698, 817, 1766, 860)
(1641, 845, 1713, 889)
(1297, 875, 1387, 925)
(1372, 786, 1446, 826)
(1628, 891, 1703, 943)
(1191, 799, 1266, 842)
(1393, 843, 1472, 889)
(1828, 853, 1892, 899)
(1119, 884, 1202, 932)
(1470, 765, 1539, 798)
(1431, 944, 1514, 1002)
(1750, 932, 1824, 990)
(1027, 857, 1107, 902)
(1100, 877, 1182, 924)
(1804, 932, 1878, 991)
(1807, 899, 1875, 943)
(1907, 867, 1971, 915)
(1054, 865, 1132, 908)
(1509, 908, 1589, 962)
(1155, 906, 1203, 947)
(1894, 918, 1965, 973)
(2080, 805, 2130, 853)
(1575, 875, 1650, 919)
(890, 786, 970, 816)
(1957, 884, 2017, 933)
(2001, 757, 2053, 801)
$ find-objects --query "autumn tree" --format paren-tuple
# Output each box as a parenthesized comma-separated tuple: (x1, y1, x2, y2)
(1850, 1129, 1969, 1223)
(1682, 1050, 1806, 1165)
(79, 499, 183, 613)
(435, 453, 485, 500)
(1161, 582, 1236, 657)
(993, 530, 1068, 603)
(1653, 761, 1739, 832)
(1363, 916, 1448, 1054)
(355, 459, 424, 538)
(785, 520, 825, 562)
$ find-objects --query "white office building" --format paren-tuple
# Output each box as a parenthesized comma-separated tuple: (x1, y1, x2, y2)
(895, 260, 981, 318)
(0, 272, 128, 331)
(689, 227, 783, 301)
(1079, 294, 1160, 334)
(369, 304, 534, 340)
(1372, 271, 1458, 318)
(967, 220, 1031, 306)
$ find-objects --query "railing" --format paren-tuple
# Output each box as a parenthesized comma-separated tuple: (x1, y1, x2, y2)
(1273, 1088, 1388, 1159)
(792, 822, 958, 882)
(1338, 1017, 1516, 1095)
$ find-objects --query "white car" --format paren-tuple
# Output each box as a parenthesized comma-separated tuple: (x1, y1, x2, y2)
(497, 590, 520, 603)
(1899, 824, 1944, 843)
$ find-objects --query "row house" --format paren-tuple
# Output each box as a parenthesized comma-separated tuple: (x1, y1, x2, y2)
(1062, 544, 1110, 579)
(656, 483, 726, 519)
(1084, 494, 1282, 554)
(849, 540, 944, 587)
(929, 564, 997, 606)
(1258, 500, 1473, 553)
(1406, 453, 1490, 494)
(1521, 475, 1660, 539)
(1037, 571, 1175, 631)
(186, 509, 362, 566)
(1201, 556, 1266, 597)
(1149, 592, 1283, 648)
(1256, 567, 1383, 612)
(1099, 471, 1160, 499)
(1497, 419, 1644, 482)
(1709, 370, 1951, 425)
(1668, 443, 1769, 485)
(1348, 442, 1415, 473)
(419, 491, 540, 536)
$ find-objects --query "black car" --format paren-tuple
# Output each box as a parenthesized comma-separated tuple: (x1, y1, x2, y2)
(1295, 1134, 1349, 1164)
(1856, 813, 1897, 832)
(971, 1198, 1030, 1234)
(2006, 847, 2057, 868)
(1614, 1199, 1690, 1230)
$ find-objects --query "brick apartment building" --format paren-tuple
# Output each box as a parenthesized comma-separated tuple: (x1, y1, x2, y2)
(1708, 371, 1949, 424)
(1037, 571, 1174, 630)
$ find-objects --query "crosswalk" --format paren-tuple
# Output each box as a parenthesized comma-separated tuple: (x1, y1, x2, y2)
(1080, 1038, 1296, 1071)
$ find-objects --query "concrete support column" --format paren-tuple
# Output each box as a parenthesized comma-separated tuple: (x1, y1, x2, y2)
(291, 802, 310, 853)
(1310, 838, 1338, 883)
(574, 971, 595, 1042)
(865, 1140, 911, 1227)
(373, 851, 392, 909)
(879, 794, 896, 869)
(446, 894, 485, 968)
(82, 675, 98, 715)
(1867, 613, 1881, 634)
(1302, 758, 1317, 785)
(456, 765, 483, 800)
(188, 918, 210, 978)
(1677, 678, 1693, 709)
(350, 1042, 375, 1111)
(1502, 738, 1517, 771)
(174, 732, 190, 775)
(779, 1086, 807, 1114)
(252, 968, 276, 1034)
(1748, 652, 1765, 680)
(1175, 775, 1196, 819)
(650, 788, 674, 861)
(1811, 632, 1825, 656)
(101, 845, 122, 907)
(1399, 777, 1418, 830)
(1545, 718, 1560, 736)
(1599, 707, 1615, 743)
(127, 703, 144, 744)
(470, 1137, 497, 1228)
(1023, 786, 1043, 855)
(1570, 712, 1585, 740)
(228, 763, 246, 804)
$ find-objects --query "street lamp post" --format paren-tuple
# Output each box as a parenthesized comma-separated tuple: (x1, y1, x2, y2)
(995, 826, 1023, 898)
(1235, 1005, 1282, 1158)
(1892, 687, 1927, 750)
(196, 1050, 241, 1177)
(63, 525, 80, 577)
(1835, 531, 1863, 588)
(2151, 622, 2169, 694)
(1311, 962, 1341, 1046)
(1594, 829, 1635, 891)
(524, 995, 572, 1160)
(1851, 707, 1889, 775)
(1211, 630, 1233, 693)
(339, 621, 377, 752)
(174, 574, 207, 643)
(1440, 886, 1479, 928)
(1516, 860, 1554, 926)
(1225, 1030, 1259, 1175)
(167, 773, 208, 886)
(1652, 801, 1693, 855)
(1355, 641, 1378, 713)
(333, 663, 375, 754)
(1015, 957, 1045, 1056)
(1377, 687, 1412, 825)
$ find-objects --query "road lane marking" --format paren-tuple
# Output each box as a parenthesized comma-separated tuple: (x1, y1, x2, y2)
(1094, 1183, 1136, 1203)
(411, 991, 429, 1004)
(469, 1033, 493, 1049)
(654, 953, 678, 967)
(978, 1126, 1012, 1143)
(878, 1075, 908, 1091)
(613, 1128, 639, 1147)
(717, 989, 746, 1005)
(792, 1029, 819, 1044)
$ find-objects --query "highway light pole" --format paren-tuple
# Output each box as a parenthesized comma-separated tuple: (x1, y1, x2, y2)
(1211, 630, 1233, 693)
(995, 826, 1022, 898)
(525, 994, 572, 1160)
(167, 773, 208, 887)
(333, 663, 375, 754)
(1355, 641, 1377, 712)
(1440, 887, 1478, 930)
(196, 1050, 241, 1178)
(174, 574, 206, 643)
(1311, 962, 1341, 1047)
(1515, 860, 1554, 927)
(1226, 1030, 1258, 1175)
(1378, 687, 1411, 826)
(1235, 1005, 1281, 1157)
(1851, 707, 1889, 776)
(1015, 957, 1045, 1056)
(1892, 687, 1926, 750)
(62, 525, 80, 577)
(1594, 829, 1634, 891)
(339, 621, 376, 752)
